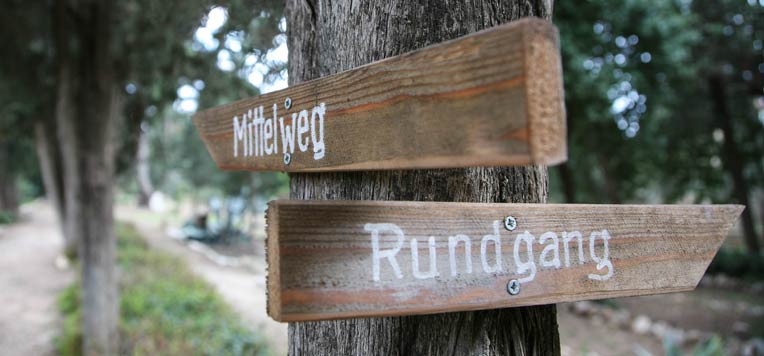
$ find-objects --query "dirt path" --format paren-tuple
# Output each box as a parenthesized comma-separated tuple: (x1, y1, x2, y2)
(0, 201, 73, 356)
(617, 288, 764, 340)
(558, 304, 662, 355)
(116, 206, 288, 355)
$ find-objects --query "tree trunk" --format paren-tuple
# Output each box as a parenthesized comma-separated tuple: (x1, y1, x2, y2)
(599, 154, 621, 204)
(55, 0, 120, 353)
(709, 75, 760, 254)
(136, 124, 153, 207)
(760, 197, 764, 249)
(286, 1, 560, 355)
(0, 144, 19, 216)
(557, 163, 576, 203)
(34, 116, 74, 256)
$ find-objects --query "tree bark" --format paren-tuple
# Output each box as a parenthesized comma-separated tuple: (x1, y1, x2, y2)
(286, 1, 560, 355)
(598, 154, 621, 204)
(136, 124, 153, 207)
(709, 75, 760, 254)
(760, 197, 764, 249)
(557, 163, 576, 203)
(54, 0, 120, 353)
(34, 116, 74, 256)
(0, 144, 19, 216)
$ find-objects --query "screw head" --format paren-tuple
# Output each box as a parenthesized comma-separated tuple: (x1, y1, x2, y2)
(504, 216, 517, 231)
(507, 279, 520, 295)
(283, 153, 292, 165)
(284, 97, 292, 109)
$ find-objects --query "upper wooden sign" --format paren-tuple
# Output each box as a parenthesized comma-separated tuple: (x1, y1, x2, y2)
(266, 200, 742, 322)
(193, 18, 566, 172)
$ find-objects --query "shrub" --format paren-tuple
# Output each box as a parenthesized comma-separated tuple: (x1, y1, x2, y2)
(0, 211, 16, 225)
(706, 248, 764, 281)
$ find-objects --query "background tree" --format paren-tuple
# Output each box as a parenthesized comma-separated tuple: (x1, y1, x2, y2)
(113, 1, 283, 205)
(55, 1, 283, 351)
(0, 0, 285, 352)
(553, 0, 764, 254)
(0, 0, 52, 225)
(680, 0, 764, 253)
(118, 2, 287, 209)
(0, 82, 40, 220)
(553, 0, 699, 204)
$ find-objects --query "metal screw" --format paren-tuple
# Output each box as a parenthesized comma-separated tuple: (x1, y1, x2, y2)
(283, 153, 292, 165)
(504, 216, 517, 231)
(284, 97, 292, 109)
(507, 279, 520, 295)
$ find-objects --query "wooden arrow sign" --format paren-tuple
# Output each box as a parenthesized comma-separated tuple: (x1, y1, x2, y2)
(265, 200, 742, 322)
(193, 18, 566, 172)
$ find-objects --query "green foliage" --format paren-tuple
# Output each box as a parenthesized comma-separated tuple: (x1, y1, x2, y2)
(0, 211, 17, 225)
(17, 176, 44, 204)
(55, 284, 83, 356)
(706, 247, 764, 280)
(113, 0, 289, 200)
(554, 0, 703, 203)
(57, 223, 270, 356)
(141, 106, 288, 201)
(1, 0, 287, 203)
(114, 0, 284, 176)
(658, 1, 764, 203)
(553, 0, 764, 207)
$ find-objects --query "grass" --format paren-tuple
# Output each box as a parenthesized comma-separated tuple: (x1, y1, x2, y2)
(56, 223, 271, 356)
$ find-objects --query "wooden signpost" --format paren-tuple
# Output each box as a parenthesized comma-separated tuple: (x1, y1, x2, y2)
(265, 200, 742, 322)
(192, 19, 566, 172)
(191, 8, 744, 351)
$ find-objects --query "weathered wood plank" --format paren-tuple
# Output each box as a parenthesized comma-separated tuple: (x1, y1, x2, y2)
(266, 200, 742, 322)
(193, 18, 566, 172)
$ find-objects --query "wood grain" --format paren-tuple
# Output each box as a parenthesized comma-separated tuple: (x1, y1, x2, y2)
(266, 200, 742, 322)
(285, 2, 560, 355)
(193, 18, 566, 172)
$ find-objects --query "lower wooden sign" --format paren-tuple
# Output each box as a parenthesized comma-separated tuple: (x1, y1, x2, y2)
(265, 200, 742, 322)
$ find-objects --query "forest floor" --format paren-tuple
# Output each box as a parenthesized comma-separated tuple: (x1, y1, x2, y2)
(0, 201, 73, 356)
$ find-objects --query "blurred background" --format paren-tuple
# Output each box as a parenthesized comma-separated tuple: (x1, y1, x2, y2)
(0, 0, 762, 355)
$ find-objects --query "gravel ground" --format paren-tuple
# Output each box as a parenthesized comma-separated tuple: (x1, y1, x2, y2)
(0, 201, 73, 356)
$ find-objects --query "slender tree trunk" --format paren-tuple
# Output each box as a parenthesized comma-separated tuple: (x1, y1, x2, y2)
(136, 124, 153, 207)
(557, 163, 576, 203)
(558, 101, 576, 203)
(0, 144, 19, 216)
(709, 75, 760, 254)
(760, 196, 764, 247)
(599, 154, 621, 204)
(34, 116, 74, 256)
(0, 174, 18, 215)
(55, 0, 120, 353)
(286, 1, 560, 355)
